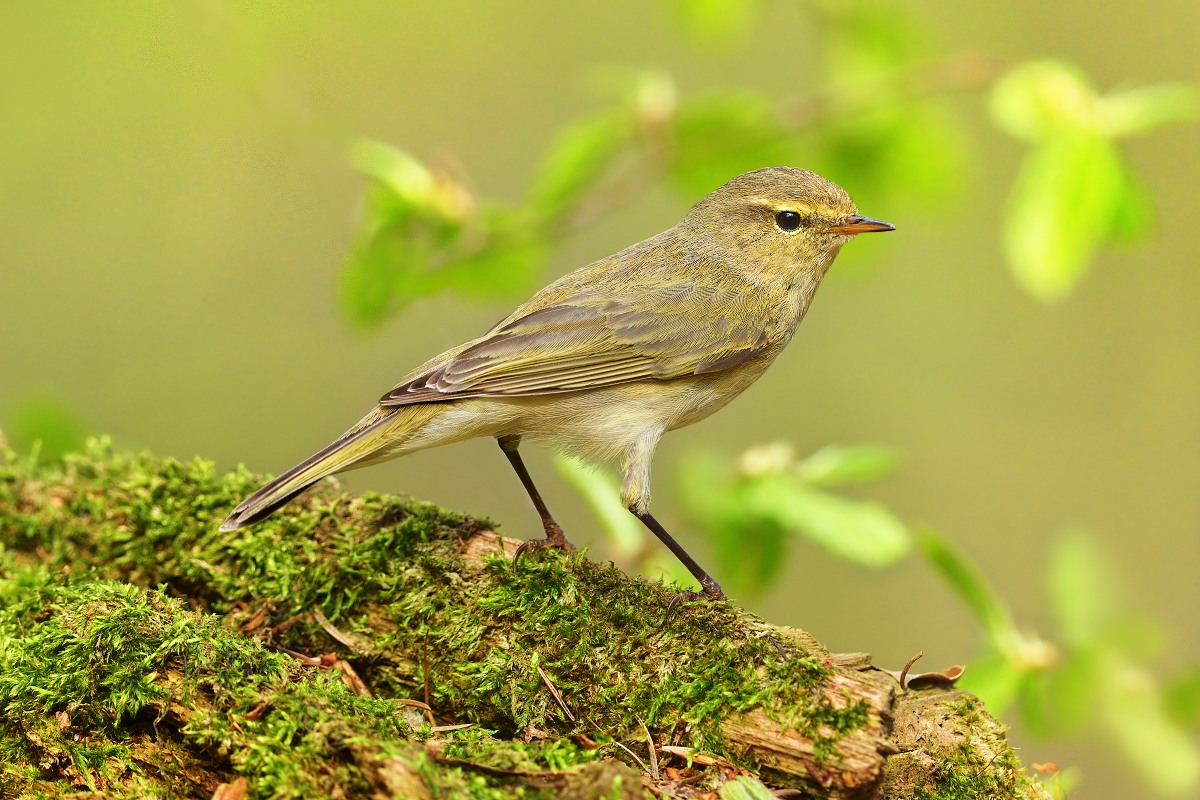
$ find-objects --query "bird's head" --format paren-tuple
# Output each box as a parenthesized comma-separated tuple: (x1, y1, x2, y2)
(679, 166, 894, 282)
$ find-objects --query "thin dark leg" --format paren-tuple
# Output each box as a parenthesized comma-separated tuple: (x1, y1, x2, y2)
(633, 510, 726, 607)
(498, 437, 572, 560)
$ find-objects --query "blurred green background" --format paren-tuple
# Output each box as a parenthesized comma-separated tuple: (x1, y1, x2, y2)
(2, 2, 1197, 797)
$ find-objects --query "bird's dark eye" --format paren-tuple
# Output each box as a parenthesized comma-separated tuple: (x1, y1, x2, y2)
(774, 210, 802, 231)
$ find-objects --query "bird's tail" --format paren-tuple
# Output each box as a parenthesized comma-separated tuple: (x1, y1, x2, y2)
(218, 406, 436, 532)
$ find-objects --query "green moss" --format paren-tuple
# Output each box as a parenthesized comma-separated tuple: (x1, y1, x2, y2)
(1, 440, 853, 744)
(0, 568, 425, 797)
(0, 438, 898, 796)
(411, 753, 643, 800)
(910, 699, 1044, 800)
(0, 579, 284, 730)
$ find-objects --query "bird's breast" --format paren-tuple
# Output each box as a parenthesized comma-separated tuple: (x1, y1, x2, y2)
(476, 355, 779, 465)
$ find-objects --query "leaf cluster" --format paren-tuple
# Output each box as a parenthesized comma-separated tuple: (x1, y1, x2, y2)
(991, 61, 1197, 300)
(338, 5, 1195, 326)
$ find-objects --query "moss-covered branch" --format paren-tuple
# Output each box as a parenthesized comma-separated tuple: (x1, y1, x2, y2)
(0, 439, 1051, 799)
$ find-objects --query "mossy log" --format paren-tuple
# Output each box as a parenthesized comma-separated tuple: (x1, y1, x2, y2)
(0, 440, 1051, 799)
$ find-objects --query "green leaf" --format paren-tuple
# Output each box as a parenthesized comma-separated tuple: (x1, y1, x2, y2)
(551, 453, 646, 558)
(990, 64, 1187, 301)
(350, 140, 472, 227)
(915, 528, 1022, 656)
(795, 443, 898, 487)
(812, 99, 967, 212)
(1107, 168, 1153, 244)
(442, 239, 544, 299)
(1104, 658, 1200, 794)
(823, 2, 927, 85)
(528, 112, 632, 216)
(754, 478, 910, 567)
(350, 140, 437, 208)
(956, 651, 1025, 718)
(669, 0, 758, 50)
(989, 60, 1097, 141)
(1047, 529, 1116, 647)
(710, 510, 788, 596)
(340, 141, 484, 326)
(667, 93, 793, 195)
(677, 455, 798, 594)
(1016, 666, 1057, 736)
(1044, 646, 1105, 733)
(1098, 83, 1200, 137)
(719, 775, 775, 800)
(340, 213, 474, 328)
(1165, 665, 1200, 729)
(1004, 132, 1126, 301)
(339, 229, 412, 327)
(681, 455, 786, 594)
(681, 445, 908, 593)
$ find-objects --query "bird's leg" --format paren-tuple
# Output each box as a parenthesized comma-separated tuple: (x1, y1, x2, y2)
(632, 509, 726, 609)
(498, 436, 574, 561)
(621, 433, 725, 608)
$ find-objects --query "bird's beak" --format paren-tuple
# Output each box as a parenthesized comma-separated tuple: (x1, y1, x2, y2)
(826, 215, 896, 235)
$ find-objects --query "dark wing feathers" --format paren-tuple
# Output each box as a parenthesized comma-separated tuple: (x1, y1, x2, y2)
(379, 283, 774, 406)
(694, 332, 771, 374)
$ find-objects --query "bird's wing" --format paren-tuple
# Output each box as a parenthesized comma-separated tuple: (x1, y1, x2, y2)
(379, 282, 778, 405)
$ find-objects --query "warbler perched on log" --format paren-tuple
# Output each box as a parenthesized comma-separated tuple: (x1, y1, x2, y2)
(221, 166, 894, 604)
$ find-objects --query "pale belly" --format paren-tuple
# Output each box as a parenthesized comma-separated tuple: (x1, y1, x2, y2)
(388, 356, 772, 467)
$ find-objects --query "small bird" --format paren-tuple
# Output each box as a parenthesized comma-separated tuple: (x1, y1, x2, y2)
(220, 167, 893, 604)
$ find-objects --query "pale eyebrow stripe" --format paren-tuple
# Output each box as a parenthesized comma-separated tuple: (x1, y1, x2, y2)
(752, 198, 818, 215)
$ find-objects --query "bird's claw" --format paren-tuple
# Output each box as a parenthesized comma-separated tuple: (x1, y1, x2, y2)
(512, 522, 575, 564)
(664, 577, 726, 617)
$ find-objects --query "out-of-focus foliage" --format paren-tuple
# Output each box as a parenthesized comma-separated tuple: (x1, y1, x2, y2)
(1167, 666, 1200, 729)
(341, 140, 542, 326)
(552, 453, 692, 588)
(803, 2, 969, 212)
(677, 442, 909, 597)
(335, 4, 970, 328)
(990, 61, 1198, 301)
(918, 527, 1200, 795)
(670, 0, 760, 50)
(339, 17, 1194, 328)
(554, 441, 907, 600)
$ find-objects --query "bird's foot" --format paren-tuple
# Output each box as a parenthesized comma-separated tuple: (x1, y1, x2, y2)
(665, 576, 726, 615)
(513, 521, 575, 563)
